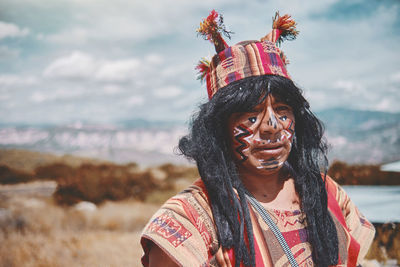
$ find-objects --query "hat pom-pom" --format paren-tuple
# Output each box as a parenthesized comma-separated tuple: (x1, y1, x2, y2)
(272, 12, 299, 45)
(195, 58, 211, 82)
(197, 10, 232, 53)
(195, 57, 213, 98)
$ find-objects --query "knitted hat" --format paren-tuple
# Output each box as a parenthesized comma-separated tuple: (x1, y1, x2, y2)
(196, 11, 299, 99)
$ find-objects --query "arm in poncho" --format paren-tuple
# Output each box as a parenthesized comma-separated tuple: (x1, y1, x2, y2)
(140, 181, 219, 266)
(326, 175, 375, 264)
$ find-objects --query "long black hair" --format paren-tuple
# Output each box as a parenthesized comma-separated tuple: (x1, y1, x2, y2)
(178, 75, 338, 267)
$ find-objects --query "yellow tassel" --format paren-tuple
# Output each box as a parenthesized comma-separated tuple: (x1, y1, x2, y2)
(196, 10, 232, 53)
(272, 11, 299, 45)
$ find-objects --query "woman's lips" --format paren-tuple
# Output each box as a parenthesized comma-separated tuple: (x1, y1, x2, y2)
(252, 145, 284, 156)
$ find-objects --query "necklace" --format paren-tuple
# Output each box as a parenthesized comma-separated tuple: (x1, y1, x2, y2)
(245, 189, 300, 267)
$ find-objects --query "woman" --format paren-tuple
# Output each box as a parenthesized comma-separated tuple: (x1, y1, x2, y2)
(141, 11, 375, 267)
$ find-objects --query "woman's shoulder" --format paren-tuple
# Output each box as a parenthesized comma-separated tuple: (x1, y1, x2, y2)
(158, 178, 212, 214)
(142, 178, 214, 233)
(323, 173, 376, 265)
(140, 178, 219, 266)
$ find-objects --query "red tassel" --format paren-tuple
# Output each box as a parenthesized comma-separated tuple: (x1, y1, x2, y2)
(272, 12, 299, 45)
(195, 58, 211, 82)
(197, 10, 231, 53)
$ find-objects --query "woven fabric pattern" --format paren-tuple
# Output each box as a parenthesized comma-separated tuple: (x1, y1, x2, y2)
(207, 40, 290, 98)
(141, 176, 375, 266)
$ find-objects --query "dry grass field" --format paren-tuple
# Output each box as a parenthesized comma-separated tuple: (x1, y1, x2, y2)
(0, 149, 399, 266)
(2, 182, 400, 267)
(0, 149, 197, 267)
(0, 190, 159, 267)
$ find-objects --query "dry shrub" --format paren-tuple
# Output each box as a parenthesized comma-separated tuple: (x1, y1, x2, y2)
(158, 163, 199, 182)
(35, 162, 77, 181)
(328, 161, 400, 185)
(141, 164, 198, 204)
(144, 187, 180, 205)
(366, 223, 400, 264)
(0, 184, 398, 266)
(54, 163, 159, 205)
(0, 149, 58, 173)
(0, 194, 156, 267)
(0, 165, 34, 184)
(0, 195, 159, 235)
(88, 200, 159, 231)
(0, 197, 65, 235)
(0, 148, 108, 173)
(26, 161, 196, 206)
(0, 230, 144, 267)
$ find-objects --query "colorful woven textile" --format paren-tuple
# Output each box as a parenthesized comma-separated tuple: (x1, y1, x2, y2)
(140, 176, 375, 266)
(196, 11, 298, 99)
(205, 40, 290, 99)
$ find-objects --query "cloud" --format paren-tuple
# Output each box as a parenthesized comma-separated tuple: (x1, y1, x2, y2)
(333, 80, 364, 93)
(161, 64, 190, 78)
(31, 91, 48, 103)
(390, 71, 400, 83)
(0, 74, 38, 88)
(13, 0, 238, 48)
(0, 94, 10, 101)
(102, 85, 124, 95)
(145, 54, 164, 65)
(0, 21, 29, 39)
(31, 88, 86, 103)
(95, 59, 141, 82)
(35, 49, 179, 114)
(45, 28, 89, 45)
(43, 51, 160, 83)
(375, 98, 394, 112)
(126, 95, 145, 106)
(43, 51, 96, 79)
(1, 0, 400, 126)
(153, 85, 182, 99)
(0, 45, 20, 59)
(79, 0, 234, 42)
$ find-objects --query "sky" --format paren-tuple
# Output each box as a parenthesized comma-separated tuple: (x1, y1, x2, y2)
(0, 0, 399, 126)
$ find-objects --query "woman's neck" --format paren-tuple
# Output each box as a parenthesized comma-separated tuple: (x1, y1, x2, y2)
(239, 167, 300, 210)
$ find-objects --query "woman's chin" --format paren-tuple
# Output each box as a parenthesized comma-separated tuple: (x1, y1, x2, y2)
(238, 158, 285, 175)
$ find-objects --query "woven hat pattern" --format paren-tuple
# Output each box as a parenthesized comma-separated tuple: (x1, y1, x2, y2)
(208, 40, 290, 97)
(196, 11, 298, 99)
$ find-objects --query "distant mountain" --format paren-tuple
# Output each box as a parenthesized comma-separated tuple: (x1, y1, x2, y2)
(0, 124, 190, 166)
(317, 108, 399, 135)
(117, 118, 184, 129)
(316, 108, 400, 164)
(0, 108, 398, 165)
(0, 118, 184, 130)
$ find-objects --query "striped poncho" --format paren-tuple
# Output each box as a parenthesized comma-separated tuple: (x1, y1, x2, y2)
(141, 176, 375, 266)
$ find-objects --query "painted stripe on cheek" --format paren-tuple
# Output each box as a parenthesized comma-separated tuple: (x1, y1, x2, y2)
(233, 124, 253, 162)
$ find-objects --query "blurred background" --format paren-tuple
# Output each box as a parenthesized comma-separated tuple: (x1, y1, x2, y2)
(0, 0, 399, 266)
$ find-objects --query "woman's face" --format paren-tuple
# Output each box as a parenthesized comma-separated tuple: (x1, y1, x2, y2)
(228, 94, 295, 174)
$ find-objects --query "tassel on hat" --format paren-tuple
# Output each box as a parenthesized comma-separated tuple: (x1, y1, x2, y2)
(196, 10, 299, 99)
(196, 9, 232, 53)
(196, 58, 210, 82)
(195, 57, 212, 97)
(261, 11, 299, 45)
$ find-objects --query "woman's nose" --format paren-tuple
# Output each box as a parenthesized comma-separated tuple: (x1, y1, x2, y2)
(259, 108, 283, 140)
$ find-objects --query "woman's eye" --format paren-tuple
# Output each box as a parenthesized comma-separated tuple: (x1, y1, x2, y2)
(279, 115, 287, 121)
(248, 117, 257, 123)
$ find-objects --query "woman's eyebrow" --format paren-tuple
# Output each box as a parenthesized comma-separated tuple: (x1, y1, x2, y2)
(275, 102, 290, 106)
(253, 105, 264, 110)
(273, 99, 290, 106)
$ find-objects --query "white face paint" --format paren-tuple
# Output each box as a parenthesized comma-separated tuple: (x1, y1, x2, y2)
(229, 95, 295, 174)
(232, 124, 254, 162)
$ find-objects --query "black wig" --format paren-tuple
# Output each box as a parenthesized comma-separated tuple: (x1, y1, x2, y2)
(178, 75, 338, 267)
